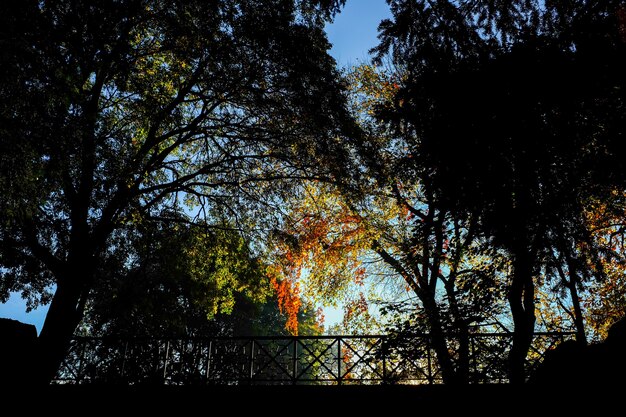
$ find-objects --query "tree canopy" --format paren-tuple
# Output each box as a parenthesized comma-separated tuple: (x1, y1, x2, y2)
(2, 0, 626, 386)
(262, 0, 626, 384)
(82, 220, 322, 337)
(0, 0, 351, 383)
(371, 0, 626, 382)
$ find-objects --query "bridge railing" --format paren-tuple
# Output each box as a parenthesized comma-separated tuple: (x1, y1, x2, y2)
(53, 332, 574, 385)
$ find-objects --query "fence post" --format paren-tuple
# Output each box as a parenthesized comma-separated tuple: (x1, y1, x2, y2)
(163, 340, 170, 383)
(206, 339, 213, 383)
(121, 340, 129, 381)
(426, 336, 433, 384)
(337, 337, 342, 385)
(382, 336, 387, 383)
(249, 339, 255, 382)
(471, 335, 477, 383)
(292, 338, 298, 385)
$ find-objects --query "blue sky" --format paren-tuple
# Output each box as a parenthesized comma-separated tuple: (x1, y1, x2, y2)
(326, 0, 391, 67)
(0, 0, 391, 333)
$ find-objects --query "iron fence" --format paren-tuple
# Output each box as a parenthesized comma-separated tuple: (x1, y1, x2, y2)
(53, 332, 574, 385)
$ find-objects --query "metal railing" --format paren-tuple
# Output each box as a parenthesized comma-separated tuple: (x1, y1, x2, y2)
(53, 332, 575, 385)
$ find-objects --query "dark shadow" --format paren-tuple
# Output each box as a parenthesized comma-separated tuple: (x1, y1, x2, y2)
(531, 316, 626, 385)
(0, 318, 37, 384)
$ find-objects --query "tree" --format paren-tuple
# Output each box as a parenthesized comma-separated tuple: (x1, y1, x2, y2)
(83, 219, 267, 337)
(347, 64, 508, 384)
(81, 219, 322, 337)
(267, 64, 508, 384)
(0, 0, 350, 383)
(266, 183, 373, 335)
(579, 191, 626, 340)
(373, 0, 626, 383)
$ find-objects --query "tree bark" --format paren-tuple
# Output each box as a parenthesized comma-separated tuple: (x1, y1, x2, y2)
(420, 294, 460, 384)
(556, 232, 587, 345)
(34, 279, 86, 384)
(567, 274, 587, 345)
(562, 252, 587, 345)
(445, 281, 470, 383)
(454, 320, 470, 383)
(507, 250, 536, 384)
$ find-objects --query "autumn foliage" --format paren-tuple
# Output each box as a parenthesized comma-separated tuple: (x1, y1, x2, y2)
(266, 185, 373, 334)
(271, 278, 302, 335)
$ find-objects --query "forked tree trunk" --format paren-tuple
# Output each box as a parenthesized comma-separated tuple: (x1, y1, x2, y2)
(568, 280, 587, 344)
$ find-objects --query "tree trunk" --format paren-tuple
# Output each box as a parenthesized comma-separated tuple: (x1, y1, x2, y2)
(558, 237, 587, 345)
(507, 251, 536, 384)
(421, 295, 459, 384)
(428, 319, 458, 384)
(456, 323, 470, 383)
(444, 277, 470, 383)
(567, 274, 587, 345)
(34, 281, 85, 384)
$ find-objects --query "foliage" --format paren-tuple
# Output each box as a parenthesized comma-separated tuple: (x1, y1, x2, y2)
(265, 62, 511, 382)
(0, 0, 352, 382)
(3, 0, 626, 386)
(579, 191, 626, 339)
(266, 184, 374, 334)
(83, 220, 261, 335)
(370, 0, 626, 382)
(80, 219, 322, 337)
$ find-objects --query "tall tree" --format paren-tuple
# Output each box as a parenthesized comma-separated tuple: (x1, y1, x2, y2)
(373, 0, 626, 383)
(349, 65, 508, 384)
(268, 65, 508, 383)
(0, 0, 350, 383)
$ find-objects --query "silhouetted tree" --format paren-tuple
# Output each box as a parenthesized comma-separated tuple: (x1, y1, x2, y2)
(0, 0, 349, 383)
(346, 64, 509, 385)
(373, 0, 626, 383)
